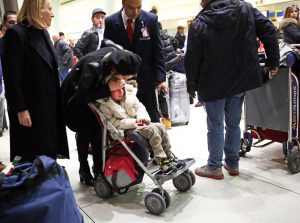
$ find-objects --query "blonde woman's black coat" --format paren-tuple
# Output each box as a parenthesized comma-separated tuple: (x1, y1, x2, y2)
(2, 23, 69, 162)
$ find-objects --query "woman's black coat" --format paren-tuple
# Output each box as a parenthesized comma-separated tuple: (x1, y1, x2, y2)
(3, 23, 69, 162)
(279, 18, 300, 44)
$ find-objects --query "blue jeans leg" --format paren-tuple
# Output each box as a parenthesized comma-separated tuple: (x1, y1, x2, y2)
(205, 99, 226, 168)
(224, 93, 245, 168)
(205, 93, 244, 168)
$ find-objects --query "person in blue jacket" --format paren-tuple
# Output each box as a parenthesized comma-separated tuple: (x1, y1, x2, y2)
(185, 0, 280, 179)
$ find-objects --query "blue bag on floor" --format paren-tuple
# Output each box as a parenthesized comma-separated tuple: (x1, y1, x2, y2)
(0, 156, 83, 223)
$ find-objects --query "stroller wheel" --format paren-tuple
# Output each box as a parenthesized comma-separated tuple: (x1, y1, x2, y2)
(185, 169, 196, 186)
(151, 188, 171, 208)
(145, 192, 166, 215)
(94, 177, 113, 198)
(287, 151, 300, 174)
(173, 172, 192, 192)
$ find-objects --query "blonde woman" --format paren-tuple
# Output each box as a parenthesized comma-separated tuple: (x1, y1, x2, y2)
(2, 0, 69, 162)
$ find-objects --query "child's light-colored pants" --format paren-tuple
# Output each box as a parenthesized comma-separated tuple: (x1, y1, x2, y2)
(136, 123, 172, 163)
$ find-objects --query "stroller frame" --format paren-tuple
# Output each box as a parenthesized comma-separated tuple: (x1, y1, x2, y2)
(89, 103, 196, 215)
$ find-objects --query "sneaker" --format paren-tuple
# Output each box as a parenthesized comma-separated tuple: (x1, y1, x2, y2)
(195, 101, 204, 107)
(160, 159, 177, 173)
(223, 163, 239, 176)
(194, 165, 224, 180)
(169, 155, 186, 168)
(162, 117, 172, 129)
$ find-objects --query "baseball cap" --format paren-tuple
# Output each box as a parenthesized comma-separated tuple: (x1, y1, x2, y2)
(92, 8, 106, 17)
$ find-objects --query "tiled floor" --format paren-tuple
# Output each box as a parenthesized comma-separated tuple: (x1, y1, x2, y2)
(1, 103, 300, 223)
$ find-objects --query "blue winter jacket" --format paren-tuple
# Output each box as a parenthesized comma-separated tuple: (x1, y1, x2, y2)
(185, 0, 279, 101)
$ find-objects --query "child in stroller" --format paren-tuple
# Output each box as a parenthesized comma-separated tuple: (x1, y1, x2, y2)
(94, 76, 185, 173)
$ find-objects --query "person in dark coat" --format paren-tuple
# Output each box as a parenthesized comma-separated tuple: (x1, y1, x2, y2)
(52, 34, 74, 83)
(279, 4, 300, 77)
(61, 44, 142, 186)
(2, 0, 69, 162)
(0, 11, 17, 137)
(185, 0, 279, 179)
(0, 59, 4, 137)
(175, 26, 186, 50)
(104, 0, 167, 123)
(74, 8, 106, 60)
(279, 4, 300, 44)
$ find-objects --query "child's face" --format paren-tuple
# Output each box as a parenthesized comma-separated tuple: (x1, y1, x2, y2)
(111, 88, 124, 101)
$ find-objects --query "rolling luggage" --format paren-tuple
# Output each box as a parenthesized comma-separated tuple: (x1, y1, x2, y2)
(168, 71, 190, 126)
(0, 156, 83, 223)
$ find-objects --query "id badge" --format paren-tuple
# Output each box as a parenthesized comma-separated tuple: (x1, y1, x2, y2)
(141, 27, 149, 38)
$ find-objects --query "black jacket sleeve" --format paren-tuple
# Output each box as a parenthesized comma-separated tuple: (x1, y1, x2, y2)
(75, 62, 110, 103)
(184, 20, 204, 92)
(74, 31, 90, 60)
(254, 8, 279, 67)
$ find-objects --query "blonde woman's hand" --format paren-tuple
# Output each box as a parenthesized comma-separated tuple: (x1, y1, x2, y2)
(157, 81, 168, 94)
(18, 110, 32, 127)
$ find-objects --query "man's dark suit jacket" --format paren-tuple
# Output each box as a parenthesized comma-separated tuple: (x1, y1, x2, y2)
(104, 9, 166, 89)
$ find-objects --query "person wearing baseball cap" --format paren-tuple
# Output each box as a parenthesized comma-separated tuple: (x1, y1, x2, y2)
(74, 7, 107, 60)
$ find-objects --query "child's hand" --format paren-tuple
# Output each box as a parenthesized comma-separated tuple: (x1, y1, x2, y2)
(141, 119, 150, 125)
(136, 119, 145, 126)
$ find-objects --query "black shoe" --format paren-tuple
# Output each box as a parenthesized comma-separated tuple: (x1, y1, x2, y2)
(0, 131, 3, 137)
(169, 156, 186, 168)
(92, 166, 100, 180)
(79, 170, 94, 186)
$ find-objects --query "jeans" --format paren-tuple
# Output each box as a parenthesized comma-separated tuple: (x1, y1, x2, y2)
(204, 93, 245, 168)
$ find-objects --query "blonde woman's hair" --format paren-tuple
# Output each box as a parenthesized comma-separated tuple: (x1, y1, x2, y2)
(17, 0, 48, 29)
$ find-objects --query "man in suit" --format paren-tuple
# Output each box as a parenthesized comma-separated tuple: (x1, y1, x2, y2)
(104, 0, 167, 122)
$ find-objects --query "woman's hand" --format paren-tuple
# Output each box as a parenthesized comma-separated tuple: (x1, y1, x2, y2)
(18, 110, 32, 127)
(108, 77, 125, 91)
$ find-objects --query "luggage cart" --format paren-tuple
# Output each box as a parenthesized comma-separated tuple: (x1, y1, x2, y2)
(89, 103, 196, 215)
(240, 65, 300, 174)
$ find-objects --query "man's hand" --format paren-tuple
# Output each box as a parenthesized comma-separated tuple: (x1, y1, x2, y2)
(157, 81, 168, 94)
(269, 67, 278, 77)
